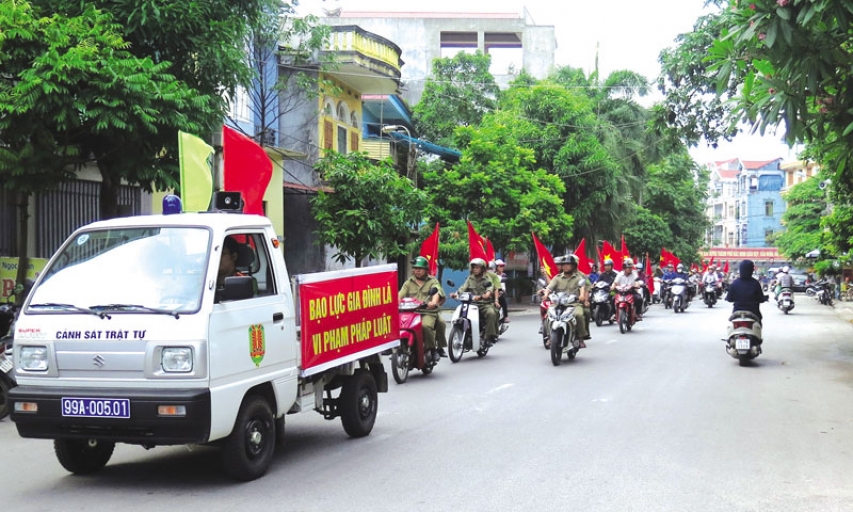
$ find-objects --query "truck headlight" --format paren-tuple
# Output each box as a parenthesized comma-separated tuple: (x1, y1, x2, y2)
(161, 347, 193, 373)
(20, 346, 49, 371)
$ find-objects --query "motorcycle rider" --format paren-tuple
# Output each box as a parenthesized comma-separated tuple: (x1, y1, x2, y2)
(588, 264, 600, 285)
(726, 259, 768, 322)
(399, 256, 447, 362)
(702, 265, 720, 299)
(775, 266, 794, 299)
(541, 254, 591, 348)
(493, 259, 510, 324)
(635, 262, 650, 308)
(598, 259, 618, 285)
(614, 258, 643, 321)
(450, 258, 499, 347)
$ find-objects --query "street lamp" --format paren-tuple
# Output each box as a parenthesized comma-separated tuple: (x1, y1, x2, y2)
(381, 125, 416, 186)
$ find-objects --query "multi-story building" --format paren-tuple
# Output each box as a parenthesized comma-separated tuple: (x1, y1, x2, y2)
(780, 159, 820, 190)
(278, 24, 404, 275)
(705, 157, 786, 248)
(320, 9, 557, 105)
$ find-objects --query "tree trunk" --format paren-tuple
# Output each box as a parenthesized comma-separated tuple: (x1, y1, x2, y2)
(99, 167, 120, 220)
(14, 190, 30, 306)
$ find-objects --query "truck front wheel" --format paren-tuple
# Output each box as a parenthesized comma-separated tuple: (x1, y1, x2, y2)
(222, 396, 275, 481)
(54, 438, 115, 474)
(340, 370, 377, 438)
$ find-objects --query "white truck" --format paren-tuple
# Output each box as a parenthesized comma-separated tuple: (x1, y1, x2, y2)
(9, 210, 397, 481)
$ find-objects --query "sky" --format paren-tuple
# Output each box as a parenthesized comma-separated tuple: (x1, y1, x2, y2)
(296, 0, 796, 164)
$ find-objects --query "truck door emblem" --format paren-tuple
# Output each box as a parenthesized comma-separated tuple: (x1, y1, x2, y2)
(93, 354, 106, 368)
(249, 324, 266, 367)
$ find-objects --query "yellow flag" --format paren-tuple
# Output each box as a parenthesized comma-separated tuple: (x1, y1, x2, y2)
(178, 131, 213, 212)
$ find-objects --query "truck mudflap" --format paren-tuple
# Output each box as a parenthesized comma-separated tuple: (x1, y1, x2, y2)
(10, 386, 211, 446)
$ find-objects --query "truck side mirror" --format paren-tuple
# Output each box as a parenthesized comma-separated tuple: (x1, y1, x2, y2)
(218, 276, 256, 302)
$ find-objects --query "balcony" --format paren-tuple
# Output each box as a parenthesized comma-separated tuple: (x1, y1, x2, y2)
(322, 26, 403, 94)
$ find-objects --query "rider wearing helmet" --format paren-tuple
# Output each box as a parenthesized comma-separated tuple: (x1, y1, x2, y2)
(598, 258, 618, 285)
(493, 259, 509, 323)
(775, 265, 794, 299)
(614, 258, 644, 320)
(541, 254, 591, 347)
(451, 258, 499, 345)
(399, 256, 447, 361)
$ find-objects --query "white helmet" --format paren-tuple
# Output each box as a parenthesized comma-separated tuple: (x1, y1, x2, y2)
(469, 258, 486, 269)
(782, 266, 790, 273)
(495, 259, 505, 266)
(636, 263, 644, 270)
(676, 263, 684, 271)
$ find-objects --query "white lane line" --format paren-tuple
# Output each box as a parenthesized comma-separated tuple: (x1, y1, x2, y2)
(487, 383, 514, 394)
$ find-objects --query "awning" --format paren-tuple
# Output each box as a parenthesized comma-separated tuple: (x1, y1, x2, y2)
(388, 132, 462, 162)
(805, 249, 820, 258)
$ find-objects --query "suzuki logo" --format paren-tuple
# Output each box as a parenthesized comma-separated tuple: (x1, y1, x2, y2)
(93, 355, 106, 368)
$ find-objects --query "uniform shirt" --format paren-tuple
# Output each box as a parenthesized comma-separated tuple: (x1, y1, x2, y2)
(457, 273, 495, 303)
(399, 275, 445, 313)
(546, 271, 588, 296)
(486, 271, 502, 292)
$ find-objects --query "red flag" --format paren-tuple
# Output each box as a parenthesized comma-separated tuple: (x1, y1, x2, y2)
(660, 248, 680, 268)
(723, 260, 729, 273)
(709, 256, 715, 267)
(419, 223, 440, 276)
(467, 221, 488, 261)
(484, 238, 496, 263)
(573, 238, 592, 275)
(602, 240, 622, 271)
(532, 232, 557, 281)
(223, 125, 273, 215)
(619, 234, 630, 263)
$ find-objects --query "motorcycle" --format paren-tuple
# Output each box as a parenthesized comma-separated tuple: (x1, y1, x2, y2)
(815, 282, 833, 306)
(776, 287, 795, 314)
(702, 281, 717, 308)
(670, 277, 690, 313)
(590, 280, 613, 327)
(447, 286, 491, 362)
(496, 288, 510, 337)
(725, 310, 763, 366)
(613, 284, 637, 334)
(544, 292, 581, 366)
(391, 296, 438, 384)
(0, 303, 18, 420)
(651, 277, 662, 304)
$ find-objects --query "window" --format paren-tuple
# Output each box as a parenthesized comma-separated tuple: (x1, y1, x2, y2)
(323, 120, 334, 150)
(350, 112, 359, 129)
(765, 200, 774, 217)
(336, 102, 347, 122)
(218, 233, 276, 302)
(338, 126, 348, 153)
(228, 86, 252, 123)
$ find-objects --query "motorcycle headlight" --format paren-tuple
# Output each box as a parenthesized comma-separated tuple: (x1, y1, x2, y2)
(161, 347, 193, 373)
(20, 345, 49, 371)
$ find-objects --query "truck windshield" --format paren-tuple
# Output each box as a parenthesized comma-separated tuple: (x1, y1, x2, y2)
(28, 227, 210, 314)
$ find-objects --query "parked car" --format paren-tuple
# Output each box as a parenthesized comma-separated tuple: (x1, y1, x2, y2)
(789, 270, 808, 292)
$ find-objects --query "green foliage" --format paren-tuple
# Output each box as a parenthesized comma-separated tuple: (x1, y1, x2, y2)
(0, 1, 204, 198)
(311, 152, 427, 266)
(775, 175, 826, 261)
(420, 119, 572, 271)
(412, 51, 500, 147)
(642, 151, 710, 263)
(623, 207, 672, 261)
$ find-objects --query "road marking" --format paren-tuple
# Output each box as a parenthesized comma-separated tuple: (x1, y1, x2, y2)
(487, 383, 514, 394)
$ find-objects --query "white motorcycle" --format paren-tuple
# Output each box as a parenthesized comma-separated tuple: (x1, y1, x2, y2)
(725, 310, 763, 366)
(651, 277, 662, 304)
(447, 290, 491, 362)
(776, 287, 795, 314)
(670, 277, 691, 313)
(544, 292, 582, 366)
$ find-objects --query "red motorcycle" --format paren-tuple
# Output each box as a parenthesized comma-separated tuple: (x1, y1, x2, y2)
(539, 295, 552, 348)
(614, 284, 637, 334)
(391, 297, 437, 384)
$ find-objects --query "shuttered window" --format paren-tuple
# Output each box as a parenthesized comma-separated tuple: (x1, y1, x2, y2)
(323, 120, 334, 150)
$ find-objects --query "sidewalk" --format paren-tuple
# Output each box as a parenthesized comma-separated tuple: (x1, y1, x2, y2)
(833, 298, 853, 324)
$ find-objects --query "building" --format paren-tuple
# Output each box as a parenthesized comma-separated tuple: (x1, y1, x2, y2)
(780, 159, 820, 190)
(705, 157, 786, 248)
(320, 9, 557, 105)
(278, 24, 404, 275)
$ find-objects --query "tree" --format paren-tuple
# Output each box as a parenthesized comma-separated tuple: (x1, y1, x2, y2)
(775, 175, 826, 262)
(0, 1, 203, 287)
(420, 118, 572, 271)
(27, 0, 279, 218)
(311, 152, 427, 267)
(413, 51, 500, 147)
(642, 152, 710, 263)
(623, 207, 673, 263)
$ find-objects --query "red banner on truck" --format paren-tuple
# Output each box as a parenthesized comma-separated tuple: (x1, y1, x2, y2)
(297, 265, 399, 377)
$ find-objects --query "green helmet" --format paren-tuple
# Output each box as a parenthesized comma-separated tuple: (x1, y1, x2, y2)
(412, 256, 430, 269)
